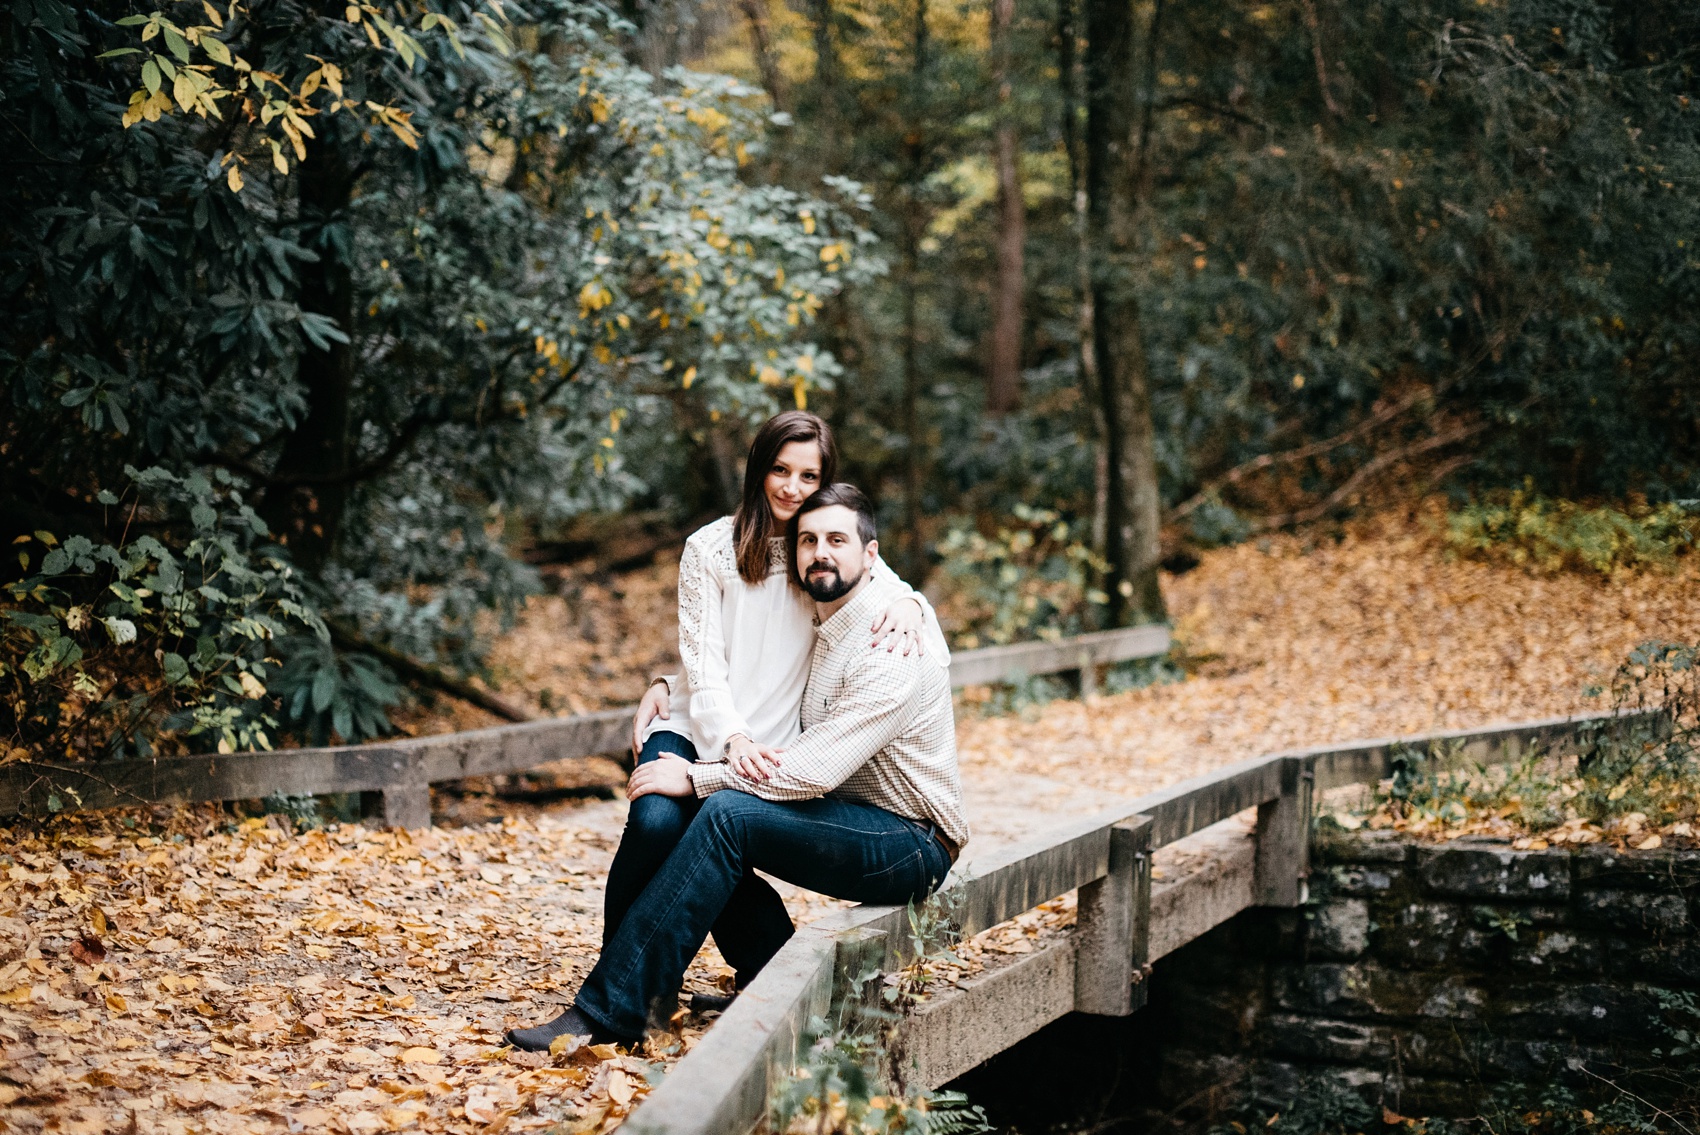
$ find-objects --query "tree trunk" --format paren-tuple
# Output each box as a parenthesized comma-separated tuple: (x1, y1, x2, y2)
(1084, 0, 1165, 624)
(261, 142, 360, 574)
(807, 0, 842, 173)
(1057, 0, 1107, 551)
(736, 0, 788, 114)
(900, 0, 930, 581)
(986, 0, 1025, 415)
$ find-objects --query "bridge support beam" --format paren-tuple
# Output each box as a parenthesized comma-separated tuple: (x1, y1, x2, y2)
(1253, 757, 1313, 907)
(1073, 815, 1152, 1016)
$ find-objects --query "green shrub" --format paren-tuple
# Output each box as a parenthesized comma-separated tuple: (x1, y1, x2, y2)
(1, 467, 322, 775)
(1444, 488, 1700, 575)
(933, 506, 1107, 650)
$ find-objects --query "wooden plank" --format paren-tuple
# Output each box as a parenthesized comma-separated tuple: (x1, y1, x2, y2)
(1148, 818, 1258, 961)
(948, 624, 1170, 688)
(1133, 753, 1286, 848)
(1304, 710, 1657, 794)
(625, 929, 836, 1135)
(901, 934, 1081, 1091)
(0, 708, 632, 819)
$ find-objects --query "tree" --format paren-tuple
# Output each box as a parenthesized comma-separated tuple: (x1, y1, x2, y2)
(1083, 0, 1164, 623)
(985, 0, 1024, 415)
(2, 0, 879, 757)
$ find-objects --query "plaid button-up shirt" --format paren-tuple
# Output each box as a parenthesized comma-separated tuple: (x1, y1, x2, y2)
(689, 574, 969, 849)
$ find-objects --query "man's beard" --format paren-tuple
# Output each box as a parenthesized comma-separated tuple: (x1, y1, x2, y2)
(802, 563, 861, 602)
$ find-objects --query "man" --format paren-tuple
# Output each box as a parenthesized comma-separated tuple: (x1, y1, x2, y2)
(506, 483, 967, 1049)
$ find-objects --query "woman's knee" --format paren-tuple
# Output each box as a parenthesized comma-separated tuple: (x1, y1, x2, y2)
(625, 795, 688, 844)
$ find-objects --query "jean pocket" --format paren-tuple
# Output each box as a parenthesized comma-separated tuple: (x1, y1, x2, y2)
(861, 848, 928, 905)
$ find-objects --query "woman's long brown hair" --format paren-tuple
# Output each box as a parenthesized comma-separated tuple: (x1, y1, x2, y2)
(733, 411, 838, 585)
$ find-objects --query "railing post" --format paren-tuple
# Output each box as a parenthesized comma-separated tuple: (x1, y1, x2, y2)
(1077, 647, 1098, 700)
(360, 752, 431, 830)
(1074, 815, 1151, 1016)
(1253, 756, 1313, 906)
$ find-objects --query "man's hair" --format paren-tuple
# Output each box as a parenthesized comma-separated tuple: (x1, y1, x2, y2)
(787, 483, 878, 581)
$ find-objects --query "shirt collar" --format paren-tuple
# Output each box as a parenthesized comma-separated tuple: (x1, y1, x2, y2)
(816, 572, 894, 647)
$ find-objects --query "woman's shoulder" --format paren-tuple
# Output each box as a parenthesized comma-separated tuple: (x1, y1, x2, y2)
(685, 515, 735, 549)
(681, 516, 737, 572)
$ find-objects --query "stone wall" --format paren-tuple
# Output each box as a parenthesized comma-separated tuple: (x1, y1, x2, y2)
(1148, 829, 1700, 1119)
(951, 830, 1700, 1130)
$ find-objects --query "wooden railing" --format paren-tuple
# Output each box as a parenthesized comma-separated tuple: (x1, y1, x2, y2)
(623, 711, 1646, 1135)
(0, 624, 1170, 826)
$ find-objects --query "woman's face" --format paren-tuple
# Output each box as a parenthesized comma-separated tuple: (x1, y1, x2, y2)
(764, 440, 823, 523)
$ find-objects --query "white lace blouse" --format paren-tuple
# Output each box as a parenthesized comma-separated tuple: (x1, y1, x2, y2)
(644, 515, 950, 758)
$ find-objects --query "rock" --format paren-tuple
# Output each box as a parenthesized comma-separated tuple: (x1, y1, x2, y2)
(1576, 889, 1690, 936)
(1417, 846, 1571, 901)
(1308, 899, 1371, 960)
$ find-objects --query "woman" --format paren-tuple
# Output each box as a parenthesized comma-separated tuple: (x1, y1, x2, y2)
(606, 410, 948, 993)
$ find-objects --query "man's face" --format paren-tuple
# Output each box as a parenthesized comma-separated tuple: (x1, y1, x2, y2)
(795, 504, 877, 603)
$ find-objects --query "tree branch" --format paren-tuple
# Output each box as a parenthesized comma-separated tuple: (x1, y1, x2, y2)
(1244, 419, 1488, 533)
(326, 621, 538, 723)
(1166, 319, 1521, 524)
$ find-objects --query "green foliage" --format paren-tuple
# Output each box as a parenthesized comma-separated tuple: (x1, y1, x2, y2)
(1445, 489, 1700, 574)
(1337, 640, 1700, 839)
(0, 467, 322, 765)
(771, 1016, 990, 1135)
(3, 0, 878, 754)
(933, 505, 1107, 649)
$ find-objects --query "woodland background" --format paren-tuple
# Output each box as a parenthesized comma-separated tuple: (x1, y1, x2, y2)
(3, 0, 1699, 761)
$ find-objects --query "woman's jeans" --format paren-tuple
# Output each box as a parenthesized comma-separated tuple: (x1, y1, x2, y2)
(602, 731, 794, 983)
(584, 731, 952, 1039)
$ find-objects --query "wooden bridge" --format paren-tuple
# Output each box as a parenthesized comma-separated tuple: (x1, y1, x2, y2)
(624, 712, 1633, 1135)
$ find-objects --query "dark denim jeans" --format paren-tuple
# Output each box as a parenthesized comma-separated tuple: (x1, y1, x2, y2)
(602, 731, 795, 983)
(579, 763, 952, 1039)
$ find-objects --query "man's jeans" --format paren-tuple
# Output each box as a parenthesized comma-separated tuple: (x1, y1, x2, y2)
(602, 731, 795, 983)
(581, 748, 953, 1039)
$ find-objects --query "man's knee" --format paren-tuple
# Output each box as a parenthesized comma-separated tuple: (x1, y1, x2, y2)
(699, 789, 767, 838)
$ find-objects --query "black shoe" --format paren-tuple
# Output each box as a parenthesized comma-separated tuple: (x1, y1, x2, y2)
(689, 990, 738, 1016)
(504, 1006, 625, 1052)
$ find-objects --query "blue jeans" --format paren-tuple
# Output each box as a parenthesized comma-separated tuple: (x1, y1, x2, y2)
(603, 732, 795, 983)
(579, 764, 953, 1039)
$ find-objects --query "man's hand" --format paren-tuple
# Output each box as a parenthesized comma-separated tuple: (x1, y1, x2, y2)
(631, 681, 671, 757)
(870, 597, 925, 656)
(726, 734, 783, 781)
(627, 754, 696, 800)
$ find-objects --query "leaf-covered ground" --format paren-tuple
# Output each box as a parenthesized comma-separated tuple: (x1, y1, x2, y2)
(7, 504, 1700, 1133)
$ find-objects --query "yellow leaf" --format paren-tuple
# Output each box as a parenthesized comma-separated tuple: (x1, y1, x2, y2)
(173, 71, 197, 112)
(105, 992, 128, 1013)
(91, 907, 109, 936)
(681, 366, 696, 389)
(792, 376, 808, 410)
(226, 164, 243, 192)
(0, 986, 30, 1005)
(398, 1046, 441, 1064)
(1636, 834, 1663, 850)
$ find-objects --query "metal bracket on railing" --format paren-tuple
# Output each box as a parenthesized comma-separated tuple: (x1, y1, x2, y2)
(1074, 815, 1152, 1016)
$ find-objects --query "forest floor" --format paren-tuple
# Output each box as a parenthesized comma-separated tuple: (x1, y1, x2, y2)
(6, 500, 1700, 1134)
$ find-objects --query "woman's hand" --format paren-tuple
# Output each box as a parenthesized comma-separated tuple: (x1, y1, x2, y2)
(870, 597, 925, 656)
(628, 755, 695, 800)
(726, 734, 783, 781)
(632, 680, 671, 757)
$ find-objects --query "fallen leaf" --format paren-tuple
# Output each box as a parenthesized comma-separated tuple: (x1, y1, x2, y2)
(106, 992, 128, 1013)
(146, 936, 181, 953)
(69, 933, 106, 965)
(607, 1068, 634, 1106)
(398, 1046, 442, 1064)
(1636, 834, 1663, 850)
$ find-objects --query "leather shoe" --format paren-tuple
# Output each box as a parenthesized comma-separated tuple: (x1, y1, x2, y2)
(504, 1006, 625, 1052)
(689, 990, 738, 1016)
